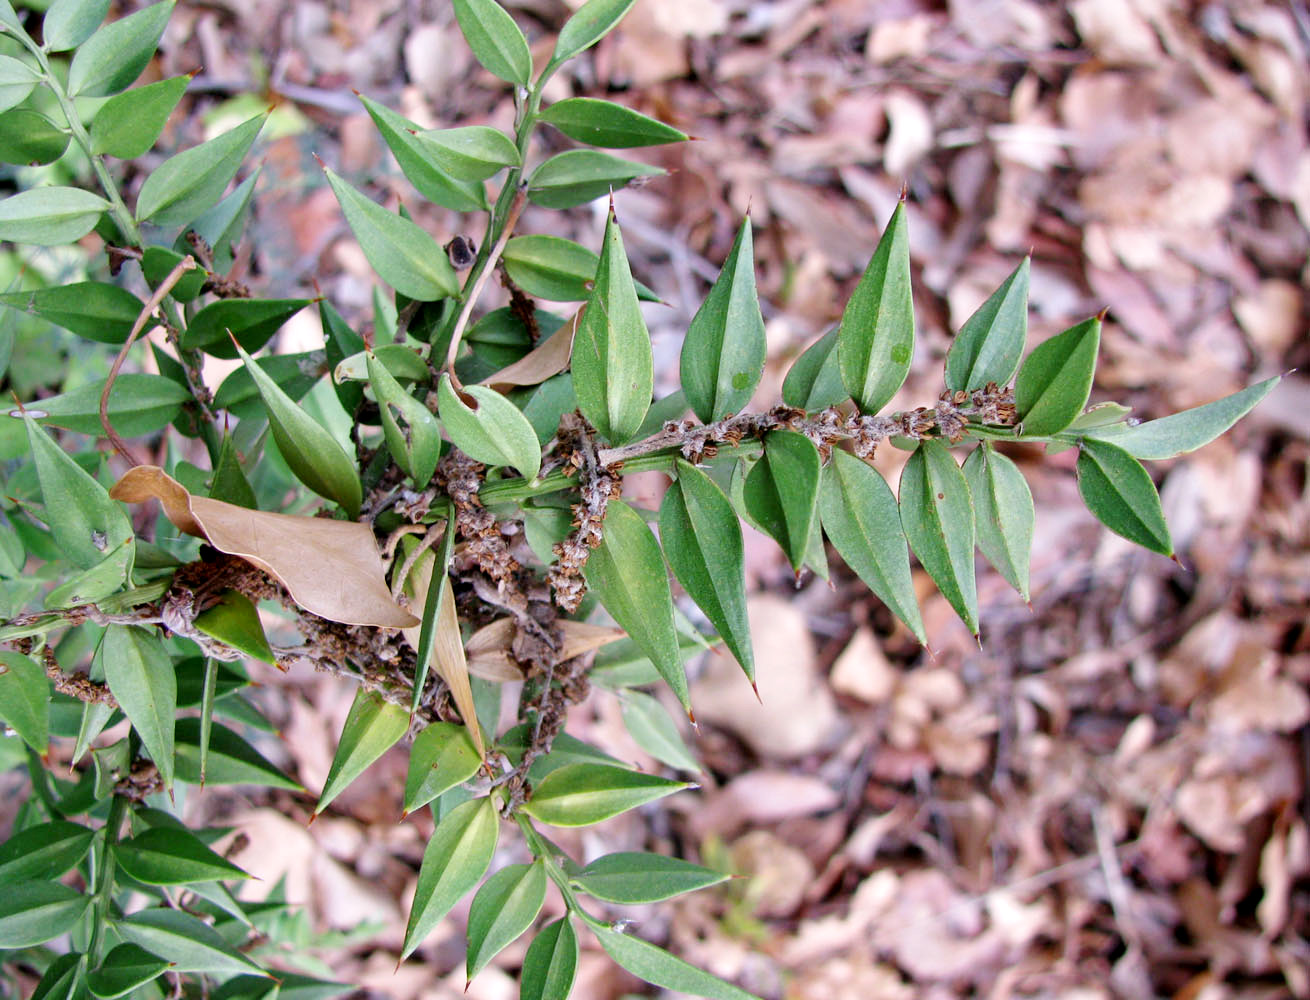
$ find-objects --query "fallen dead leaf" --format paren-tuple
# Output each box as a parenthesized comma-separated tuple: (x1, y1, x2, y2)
(478, 312, 578, 391)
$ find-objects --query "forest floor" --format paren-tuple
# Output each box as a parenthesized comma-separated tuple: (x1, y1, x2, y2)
(115, 0, 1310, 997)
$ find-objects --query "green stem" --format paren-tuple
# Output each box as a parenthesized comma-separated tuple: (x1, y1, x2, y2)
(25, 745, 65, 820)
(86, 794, 129, 963)
(514, 813, 591, 918)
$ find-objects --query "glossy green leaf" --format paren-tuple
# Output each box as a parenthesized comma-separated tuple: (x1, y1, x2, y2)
(25, 415, 134, 571)
(193, 590, 276, 664)
(944, 257, 1029, 393)
(414, 125, 519, 181)
(498, 725, 628, 777)
(501, 235, 661, 304)
(334, 343, 429, 383)
(0, 650, 50, 752)
(0, 109, 70, 165)
(116, 908, 269, 978)
(0, 821, 94, 882)
(743, 429, 821, 572)
(136, 113, 265, 225)
(452, 0, 532, 85)
(43, 535, 133, 608)
(369, 351, 441, 484)
(573, 851, 727, 904)
(181, 297, 310, 358)
(214, 350, 323, 420)
(584, 500, 689, 713)
(324, 167, 459, 301)
(90, 74, 189, 157)
(21, 374, 189, 437)
(571, 208, 653, 443)
(522, 762, 686, 827)
(44, 0, 110, 50)
(184, 168, 260, 271)
(659, 460, 753, 682)
(86, 943, 169, 1000)
(233, 339, 362, 517)
(113, 826, 249, 885)
(1082, 376, 1279, 460)
(594, 927, 761, 1000)
(214, 974, 350, 1000)
(315, 687, 409, 816)
(521, 917, 578, 1000)
(0, 55, 40, 113)
(0, 281, 152, 344)
(898, 440, 977, 634)
(174, 718, 301, 789)
(620, 689, 700, 773)
(1076, 439, 1173, 555)
(102, 624, 175, 790)
(357, 94, 486, 212)
(551, 0, 638, 64)
(31, 952, 86, 1000)
(837, 201, 913, 415)
(67, 0, 171, 97)
(436, 373, 540, 481)
(401, 796, 498, 960)
(681, 216, 765, 424)
(0, 881, 91, 948)
(1014, 316, 1101, 436)
(527, 149, 664, 209)
(0, 186, 110, 244)
(465, 861, 547, 980)
(403, 721, 482, 815)
(781, 327, 846, 411)
(962, 444, 1032, 600)
(142, 248, 208, 303)
(541, 97, 687, 148)
(818, 448, 925, 643)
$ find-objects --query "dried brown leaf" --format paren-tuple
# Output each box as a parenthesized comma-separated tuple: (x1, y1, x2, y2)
(478, 312, 578, 391)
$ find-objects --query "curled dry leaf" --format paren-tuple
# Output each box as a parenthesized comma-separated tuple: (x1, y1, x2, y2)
(477, 308, 580, 391)
(110, 466, 418, 628)
(464, 617, 626, 681)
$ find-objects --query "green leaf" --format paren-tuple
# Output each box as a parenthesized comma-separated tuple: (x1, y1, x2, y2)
(181, 296, 310, 358)
(541, 97, 687, 148)
(43, 0, 110, 51)
(452, 0, 532, 85)
(962, 444, 1033, 600)
(527, 149, 664, 209)
(175, 718, 301, 789)
(215, 350, 323, 422)
(24, 415, 134, 571)
(44, 535, 133, 608)
(837, 201, 913, 415)
(0, 881, 91, 948)
(0, 821, 94, 882)
(102, 624, 175, 791)
(1076, 439, 1173, 556)
(551, 0, 638, 65)
(659, 460, 753, 683)
(214, 974, 349, 1000)
(0, 650, 50, 752)
(898, 440, 978, 634)
(86, 943, 169, 1000)
(67, 1, 172, 97)
(0, 55, 40, 113)
(1081, 376, 1280, 460)
(90, 74, 189, 157)
(0, 186, 110, 245)
(436, 373, 540, 481)
(403, 721, 481, 815)
(466, 863, 548, 979)
(594, 927, 761, 1000)
(193, 590, 276, 664)
(522, 762, 686, 827)
(357, 94, 487, 212)
(571, 208, 653, 444)
(573, 851, 727, 904)
(232, 339, 362, 517)
(781, 327, 846, 411)
(499, 235, 656, 305)
(369, 351, 441, 484)
(20, 373, 189, 437)
(0, 109, 71, 165)
(333, 343, 429, 383)
(324, 167, 459, 301)
(1013, 315, 1101, 436)
(619, 689, 701, 773)
(818, 449, 925, 643)
(183, 168, 260, 271)
(584, 500, 689, 714)
(520, 917, 578, 1000)
(116, 908, 269, 978)
(0, 281, 152, 344)
(681, 217, 765, 424)
(414, 125, 519, 181)
(31, 953, 86, 1000)
(113, 826, 250, 885)
(401, 796, 498, 960)
(136, 112, 264, 225)
(315, 688, 409, 816)
(944, 257, 1029, 393)
(743, 429, 821, 573)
